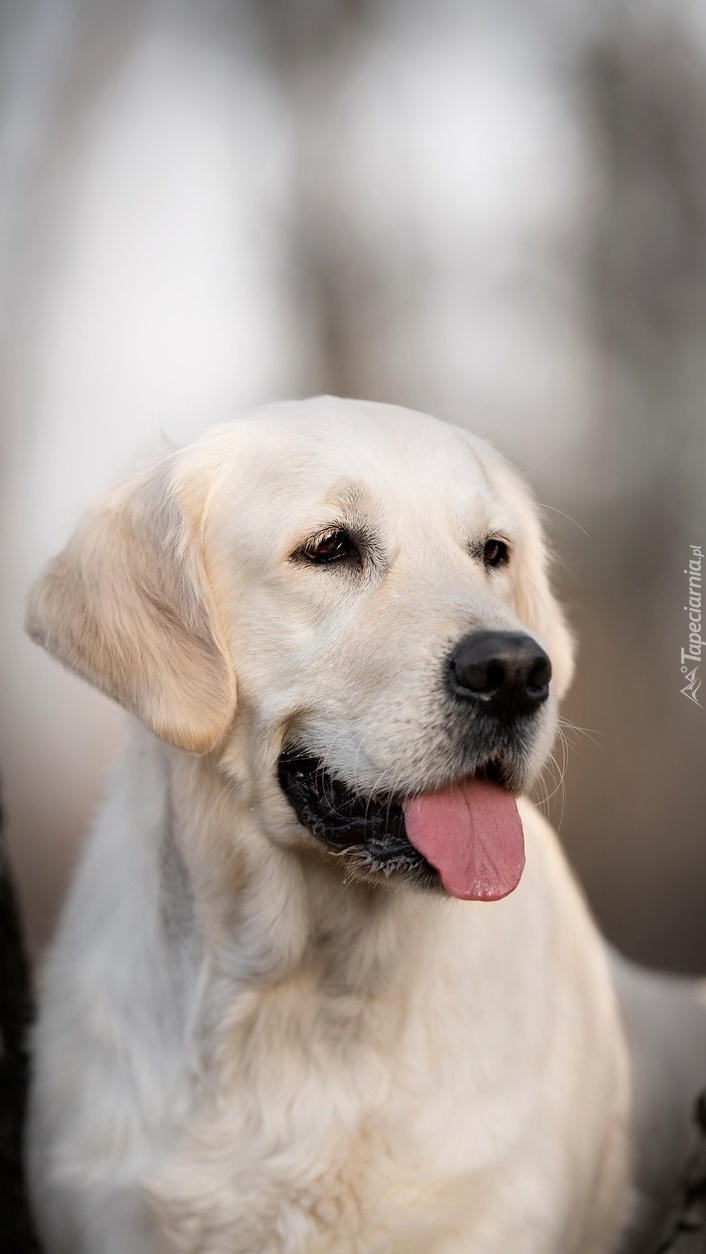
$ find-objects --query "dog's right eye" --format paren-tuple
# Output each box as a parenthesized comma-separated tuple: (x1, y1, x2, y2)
(294, 528, 360, 567)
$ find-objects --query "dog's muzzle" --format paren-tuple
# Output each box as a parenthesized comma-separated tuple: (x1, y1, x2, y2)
(276, 633, 554, 900)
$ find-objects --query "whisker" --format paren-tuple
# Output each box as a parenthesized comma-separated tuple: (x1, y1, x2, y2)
(535, 501, 591, 539)
(557, 718, 603, 750)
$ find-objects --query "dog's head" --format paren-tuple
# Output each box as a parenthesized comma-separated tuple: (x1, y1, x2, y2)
(27, 397, 574, 902)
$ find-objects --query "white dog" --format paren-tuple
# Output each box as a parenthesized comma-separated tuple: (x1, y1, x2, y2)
(26, 398, 706, 1254)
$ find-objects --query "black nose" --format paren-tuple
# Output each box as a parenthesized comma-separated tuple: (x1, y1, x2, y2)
(447, 631, 552, 723)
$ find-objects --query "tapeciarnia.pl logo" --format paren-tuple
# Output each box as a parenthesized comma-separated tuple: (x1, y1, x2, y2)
(681, 544, 703, 707)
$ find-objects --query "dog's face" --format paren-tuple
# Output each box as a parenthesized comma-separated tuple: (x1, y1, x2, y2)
(27, 397, 574, 902)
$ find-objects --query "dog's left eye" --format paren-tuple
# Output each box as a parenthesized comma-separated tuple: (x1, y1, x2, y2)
(483, 538, 510, 568)
(296, 529, 360, 566)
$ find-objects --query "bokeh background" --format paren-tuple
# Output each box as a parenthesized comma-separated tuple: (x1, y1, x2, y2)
(1, 0, 704, 970)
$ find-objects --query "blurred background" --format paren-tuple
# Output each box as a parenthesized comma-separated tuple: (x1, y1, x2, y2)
(0, 0, 704, 970)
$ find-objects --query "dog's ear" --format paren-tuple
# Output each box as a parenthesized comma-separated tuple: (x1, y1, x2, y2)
(25, 453, 237, 753)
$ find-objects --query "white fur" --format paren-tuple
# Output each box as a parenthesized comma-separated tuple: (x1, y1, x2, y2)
(27, 398, 643, 1252)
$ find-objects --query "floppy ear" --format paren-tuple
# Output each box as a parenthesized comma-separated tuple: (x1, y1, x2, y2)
(25, 454, 237, 753)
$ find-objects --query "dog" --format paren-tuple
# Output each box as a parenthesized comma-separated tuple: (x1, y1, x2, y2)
(25, 397, 706, 1253)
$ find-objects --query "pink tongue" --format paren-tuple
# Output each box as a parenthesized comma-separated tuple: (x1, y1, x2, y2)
(403, 779, 525, 901)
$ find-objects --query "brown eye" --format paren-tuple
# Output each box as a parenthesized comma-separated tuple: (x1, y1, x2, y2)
(483, 538, 509, 568)
(297, 529, 359, 566)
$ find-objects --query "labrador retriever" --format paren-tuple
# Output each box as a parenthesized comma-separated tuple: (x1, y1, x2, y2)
(25, 397, 706, 1254)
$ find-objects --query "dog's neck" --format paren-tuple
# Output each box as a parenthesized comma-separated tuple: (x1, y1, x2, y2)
(154, 732, 439, 1006)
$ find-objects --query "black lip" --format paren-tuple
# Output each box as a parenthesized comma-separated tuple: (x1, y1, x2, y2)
(277, 751, 440, 890)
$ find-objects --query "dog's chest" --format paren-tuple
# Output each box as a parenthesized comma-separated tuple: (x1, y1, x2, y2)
(150, 1066, 490, 1254)
(146, 976, 579, 1254)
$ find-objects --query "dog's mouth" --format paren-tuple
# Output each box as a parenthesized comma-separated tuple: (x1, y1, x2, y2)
(277, 751, 526, 901)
